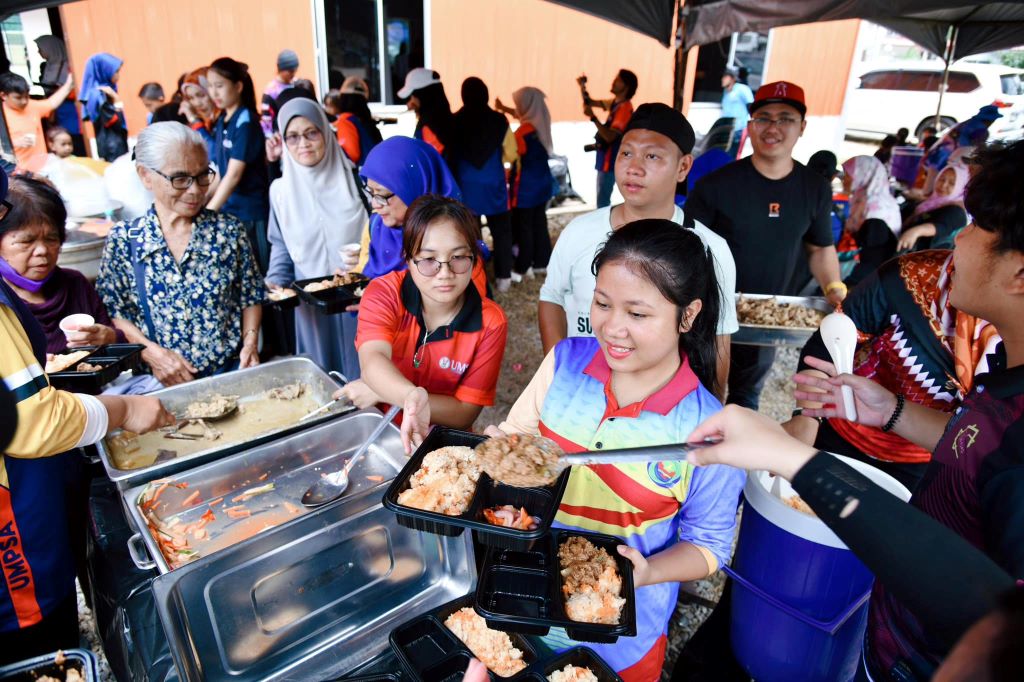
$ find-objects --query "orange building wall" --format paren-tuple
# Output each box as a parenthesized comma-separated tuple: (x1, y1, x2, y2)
(60, 0, 316, 137)
(762, 19, 861, 117)
(429, 0, 675, 121)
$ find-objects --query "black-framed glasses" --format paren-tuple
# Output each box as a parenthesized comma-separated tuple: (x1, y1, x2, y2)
(412, 255, 475, 277)
(284, 128, 324, 147)
(149, 167, 216, 190)
(362, 184, 396, 208)
(0, 200, 11, 224)
(749, 116, 800, 130)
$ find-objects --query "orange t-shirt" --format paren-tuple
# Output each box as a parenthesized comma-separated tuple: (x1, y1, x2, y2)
(334, 113, 361, 164)
(356, 269, 507, 407)
(4, 101, 53, 169)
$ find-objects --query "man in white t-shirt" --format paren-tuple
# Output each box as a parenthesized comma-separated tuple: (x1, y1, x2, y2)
(539, 102, 738, 398)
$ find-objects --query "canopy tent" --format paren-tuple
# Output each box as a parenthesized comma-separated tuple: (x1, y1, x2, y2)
(542, 0, 677, 47)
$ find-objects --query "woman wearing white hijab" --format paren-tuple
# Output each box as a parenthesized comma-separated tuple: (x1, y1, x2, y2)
(266, 98, 368, 378)
(841, 155, 900, 286)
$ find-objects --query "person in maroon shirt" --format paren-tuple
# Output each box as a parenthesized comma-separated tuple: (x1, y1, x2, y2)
(794, 140, 1024, 681)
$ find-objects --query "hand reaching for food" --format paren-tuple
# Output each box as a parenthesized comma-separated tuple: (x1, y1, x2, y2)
(143, 344, 197, 386)
(239, 344, 260, 369)
(334, 378, 382, 409)
(401, 386, 430, 454)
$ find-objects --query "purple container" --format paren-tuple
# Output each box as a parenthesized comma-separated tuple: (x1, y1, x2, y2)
(890, 146, 924, 185)
(725, 458, 910, 682)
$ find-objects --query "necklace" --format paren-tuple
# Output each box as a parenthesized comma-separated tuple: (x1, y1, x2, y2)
(412, 309, 459, 369)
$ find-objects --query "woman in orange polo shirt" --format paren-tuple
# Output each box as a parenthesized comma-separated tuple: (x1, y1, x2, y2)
(336, 194, 507, 451)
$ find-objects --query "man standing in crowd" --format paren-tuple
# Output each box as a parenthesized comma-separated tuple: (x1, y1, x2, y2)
(685, 81, 844, 410)
(579, 68, 637, 208)
(261, 49, 299, 136)
(539, 103, 738, 398)
(720, 66, 753, 155)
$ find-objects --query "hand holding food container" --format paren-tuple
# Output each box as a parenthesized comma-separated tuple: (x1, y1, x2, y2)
(337, 242, 361, 273)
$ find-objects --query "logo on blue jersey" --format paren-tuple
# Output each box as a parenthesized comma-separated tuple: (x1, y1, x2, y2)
(648, 461, 682, 488)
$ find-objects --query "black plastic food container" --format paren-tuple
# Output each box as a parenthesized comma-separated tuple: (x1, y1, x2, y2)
(389, 593, 538, 680)
(474, 530, 637, 644)
(46, 343, 146, 394)
(0, 648, 98, 681)
(382, 428, 570, 550)
(293, 274, 369, 315)
(537, 647, 623, 682)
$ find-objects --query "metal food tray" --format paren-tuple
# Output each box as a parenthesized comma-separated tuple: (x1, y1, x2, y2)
(124, 409, 403, 574)
(96, 357, 352, 490)
(733, 293, 831, 347)
(135, 410, 475, 682)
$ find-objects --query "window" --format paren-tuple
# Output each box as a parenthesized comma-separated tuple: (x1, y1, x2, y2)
(945, 71, 980, 93)
(901, 71, 938, 92)
(322, 0, 426, 104)
(691, 31, 770, 104)
(1001, 73, 1024, 96)
(859, 71, 902, 90)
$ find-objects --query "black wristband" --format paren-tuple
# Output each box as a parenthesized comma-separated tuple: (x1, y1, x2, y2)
(793, 408, 823, 424)
(881, 393, 905, 432)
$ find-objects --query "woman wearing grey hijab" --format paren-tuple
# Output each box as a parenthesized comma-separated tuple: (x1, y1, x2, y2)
(266, 98, 368, 379)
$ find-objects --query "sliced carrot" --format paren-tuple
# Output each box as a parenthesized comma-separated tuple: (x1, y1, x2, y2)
(283, 502, 301, 515)
(365, 475, 384, 483)
(143, 482, 170, 510)
(199, 509, 216, 525)
(207, 497, 223, 507)
(225, 506, 251, 519)
(181, 490, 201, 508)
(258, 472, 269, 481)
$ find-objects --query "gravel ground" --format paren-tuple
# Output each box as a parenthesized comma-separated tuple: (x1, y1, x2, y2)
(74, 208, 801, 680)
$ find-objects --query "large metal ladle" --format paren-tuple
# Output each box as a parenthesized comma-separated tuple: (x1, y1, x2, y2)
(301, 405, 401, 507)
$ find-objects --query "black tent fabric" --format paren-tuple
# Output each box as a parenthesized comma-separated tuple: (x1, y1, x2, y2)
(543, 0, 677, 46)
(684, 1, 1024, 61)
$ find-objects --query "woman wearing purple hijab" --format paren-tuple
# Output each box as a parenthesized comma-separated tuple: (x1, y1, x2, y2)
(78, 52, 127, 161)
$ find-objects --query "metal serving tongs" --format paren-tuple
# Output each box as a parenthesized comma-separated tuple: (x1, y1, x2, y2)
(481, 436, 721, 487)
(298, 371, 352, 422)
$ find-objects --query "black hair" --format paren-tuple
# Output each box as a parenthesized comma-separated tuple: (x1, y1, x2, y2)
(879, 134, 897, 149)
(2, 176, 68, 243)
(293, 78, 317, 99)
(896, 127, 909, 140)
(0, 72, 29, 95)
(618, 69, 639, 100)
(209, 57, 258, 115)
(592, 219, 721, 395)
(331, 91, 383, 145)
(402, 194, 482, 261)
(964, 141, 1024, 254)
(138, 82, 164, 100)
(461, 77, 488, 109)
(991, 587, 1024, 682)
(45, 125, 71, 144)
(412, 79, 455, 151)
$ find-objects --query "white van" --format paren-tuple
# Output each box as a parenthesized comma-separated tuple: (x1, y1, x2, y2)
(844, 61, 1024, 141)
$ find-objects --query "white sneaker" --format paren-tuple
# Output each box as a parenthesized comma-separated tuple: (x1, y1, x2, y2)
(496, 278, 512, 293)
(532, 267, 547, 276)
(510, 271, 523, 284)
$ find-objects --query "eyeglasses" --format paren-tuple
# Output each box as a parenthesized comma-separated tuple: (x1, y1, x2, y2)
(750, 116, 800, 131)
(284, 128, 324, 147)
(412, 255, 475, 277)
(363, 185, 396, 207)
(0, 200, 10, 223)
(149, 167, 216, 190)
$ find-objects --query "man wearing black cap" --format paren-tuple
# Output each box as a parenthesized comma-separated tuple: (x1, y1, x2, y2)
(540, 102, 738, 396)
(685, 80, 844, 411)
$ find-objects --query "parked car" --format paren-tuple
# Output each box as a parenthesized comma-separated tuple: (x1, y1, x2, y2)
(844, 61, 1024, 141)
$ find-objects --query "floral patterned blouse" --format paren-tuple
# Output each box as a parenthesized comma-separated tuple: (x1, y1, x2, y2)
(97, 207, 264, 375)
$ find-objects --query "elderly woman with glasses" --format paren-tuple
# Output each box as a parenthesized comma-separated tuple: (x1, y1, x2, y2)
(336, 194, 507, 452)
(97, 122, 264, 386)
(266, 98, 367, 379)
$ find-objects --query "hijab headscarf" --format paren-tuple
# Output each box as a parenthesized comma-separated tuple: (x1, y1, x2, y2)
(452, 77, 509, 168)
(269, 99, 367, 277)
(360, 136, 461, 211)
(842, 155, 901, 235)
(34, 36, 69, 89)
(79, 53, 123, 122)
(181, 67, 220, 125)
(911, 164, 969, 219)
(512, 86, 554, 155)
(411, 82, 455, 152)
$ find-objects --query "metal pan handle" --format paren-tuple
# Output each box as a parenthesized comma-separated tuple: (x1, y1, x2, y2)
(127, 532, 157, 571)
(328, 370, 348, 387)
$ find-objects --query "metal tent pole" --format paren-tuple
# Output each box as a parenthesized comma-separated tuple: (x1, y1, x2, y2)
(934, 24, 960, 129)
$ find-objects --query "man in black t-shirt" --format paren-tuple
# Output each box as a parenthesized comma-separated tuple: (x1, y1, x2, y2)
(686, 80, 844, 409)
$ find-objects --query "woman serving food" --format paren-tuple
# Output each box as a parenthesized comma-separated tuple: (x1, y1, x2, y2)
(482, 220, 745, 680)
(337, 195, 507, 450)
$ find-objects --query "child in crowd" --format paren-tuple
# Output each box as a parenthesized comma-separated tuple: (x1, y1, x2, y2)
(138, 81, 165, 123)
(0, 71, 73, 171)
(45, 126, 74, 159)
(484, 220, 745, 681)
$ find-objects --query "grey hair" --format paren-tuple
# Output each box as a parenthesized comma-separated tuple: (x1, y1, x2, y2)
(134, 121, 207, 170)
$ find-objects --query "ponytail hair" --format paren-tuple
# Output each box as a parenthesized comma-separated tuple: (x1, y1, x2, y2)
(209, 57, 258, 115)
(592, 219, 721, 395)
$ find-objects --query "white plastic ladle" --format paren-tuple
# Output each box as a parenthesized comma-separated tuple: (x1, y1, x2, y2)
(819, 311, 859, 422)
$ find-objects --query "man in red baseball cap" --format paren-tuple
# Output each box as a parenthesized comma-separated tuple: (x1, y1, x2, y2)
(684, 79, 844, 412)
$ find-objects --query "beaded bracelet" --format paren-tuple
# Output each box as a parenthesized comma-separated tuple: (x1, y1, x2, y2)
(881, 393, 906, 432)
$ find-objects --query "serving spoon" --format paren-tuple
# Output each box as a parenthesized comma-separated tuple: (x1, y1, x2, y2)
(819, 311, 859, 422)
(301, 404, 401, 507)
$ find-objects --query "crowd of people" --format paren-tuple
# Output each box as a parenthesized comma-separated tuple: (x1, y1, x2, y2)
(0, 39, 1022, 682)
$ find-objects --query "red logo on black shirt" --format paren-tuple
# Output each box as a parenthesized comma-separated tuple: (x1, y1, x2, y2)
(768, 203, 781, 218)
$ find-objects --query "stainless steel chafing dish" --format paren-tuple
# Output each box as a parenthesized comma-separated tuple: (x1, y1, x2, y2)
(97, 357, 354, 489)
(733, 293, 832, 347)
(122, 408, 476, 681)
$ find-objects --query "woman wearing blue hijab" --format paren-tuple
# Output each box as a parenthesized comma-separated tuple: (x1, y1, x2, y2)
(357, 135, 462, 280)
(78, 53, 127, 161)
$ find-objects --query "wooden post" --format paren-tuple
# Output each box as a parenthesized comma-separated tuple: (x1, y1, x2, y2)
(673, 0, 688, 111)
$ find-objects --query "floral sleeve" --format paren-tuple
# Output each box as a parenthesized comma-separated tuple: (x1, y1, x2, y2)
(96, 222, 140, 324)
(235, 220, 265, 308)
